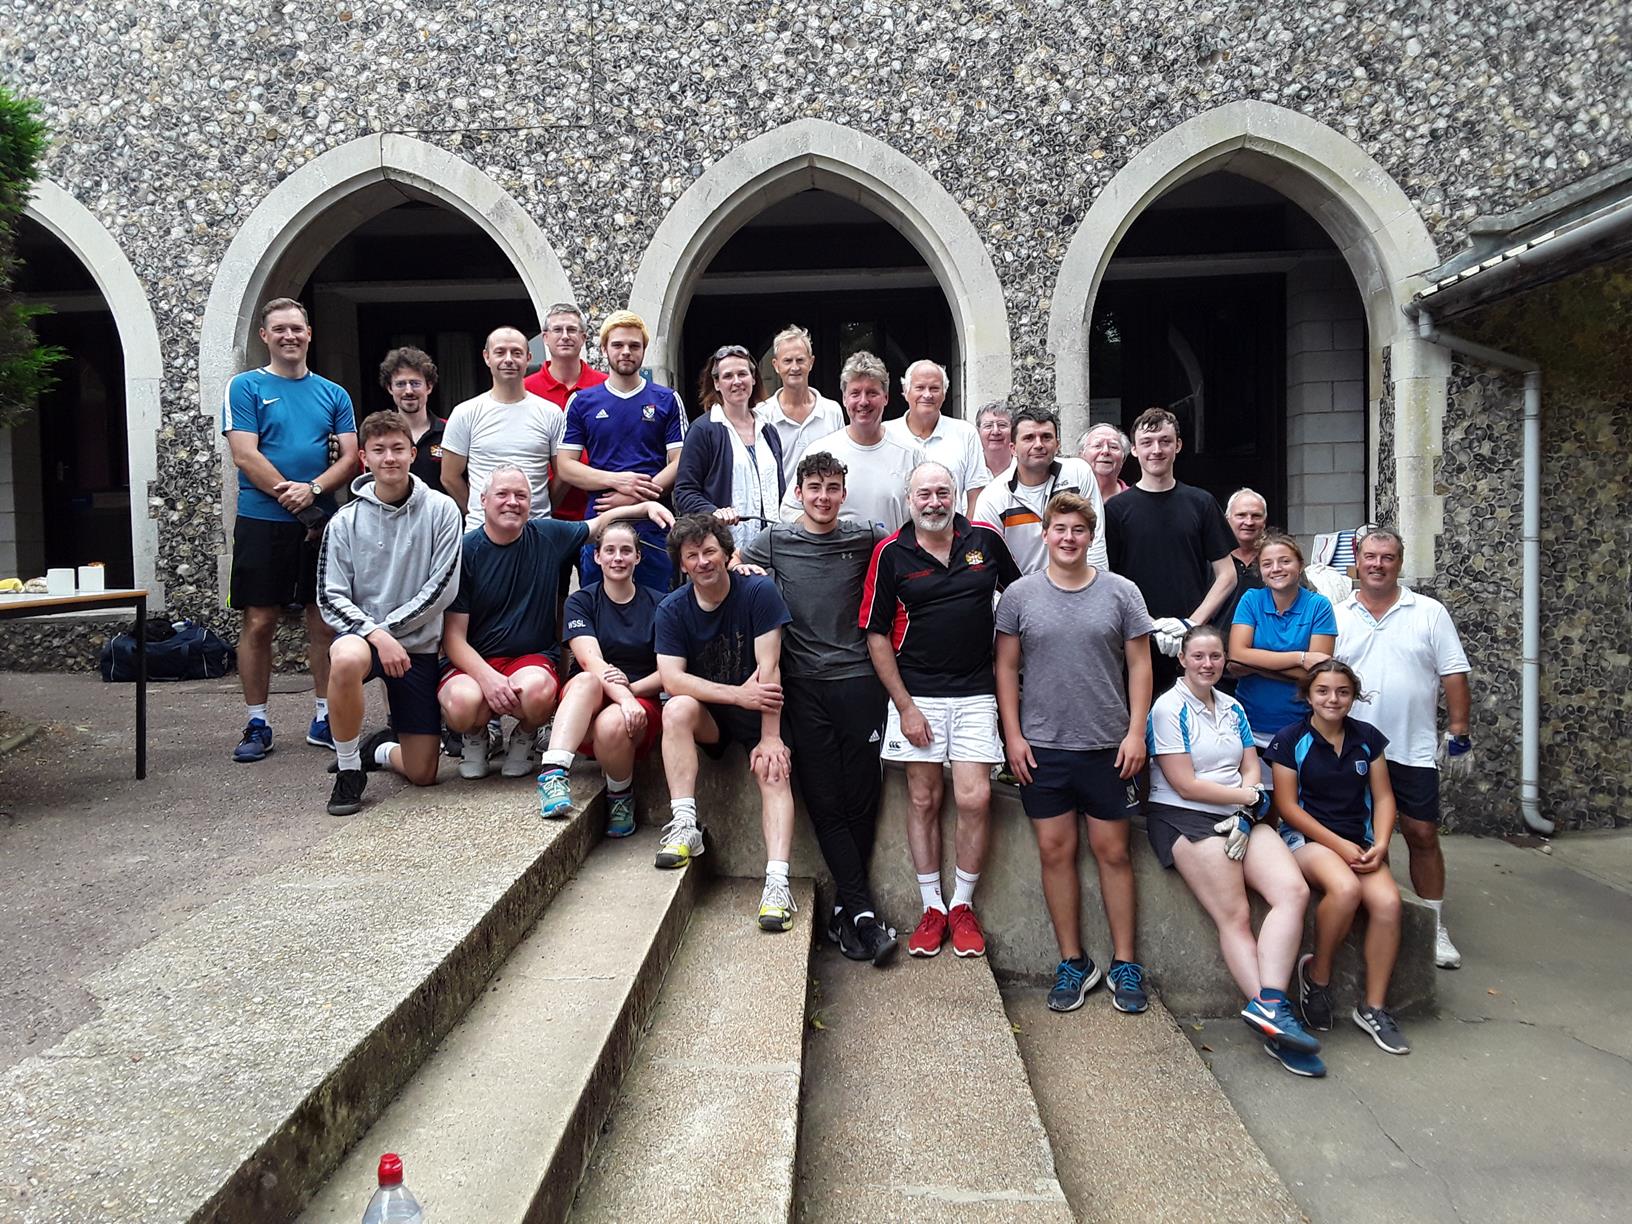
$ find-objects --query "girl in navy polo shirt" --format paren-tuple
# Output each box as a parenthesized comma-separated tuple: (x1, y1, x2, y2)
(1264, 659, 1410, 1056)
(1229, 532, 1338, 748)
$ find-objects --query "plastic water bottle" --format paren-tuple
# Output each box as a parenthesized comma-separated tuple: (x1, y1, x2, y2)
(360, 1153, 424, 1223)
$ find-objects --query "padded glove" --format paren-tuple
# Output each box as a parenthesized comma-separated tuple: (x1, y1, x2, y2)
(1213, 812, 1253, 861)
(1438, 733, 1473, 777)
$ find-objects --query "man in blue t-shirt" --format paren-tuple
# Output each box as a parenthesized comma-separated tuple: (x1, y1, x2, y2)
(438, 464, 673, 781)
(556, 310, 685, 592)
(222, 297, 358, 764)
(652, 515, 798, 934)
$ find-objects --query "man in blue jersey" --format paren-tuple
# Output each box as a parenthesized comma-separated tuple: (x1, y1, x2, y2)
(556, 310, 685, 592)
(222, 297, 359, 763)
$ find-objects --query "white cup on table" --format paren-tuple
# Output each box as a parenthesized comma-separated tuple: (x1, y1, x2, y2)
(46, 568, 76, 595)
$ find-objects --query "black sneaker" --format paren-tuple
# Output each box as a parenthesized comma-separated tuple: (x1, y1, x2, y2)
(827, 910, 868, 961)
(442, 725, 463, 758)
(327, 768, 367, 816)
(1352, 1005, 1411, 1055)
(854, 916, 899, 967)
(326, 728, 396, 774)
(1296, 953, 1333, 1031)
(1108, 960, 1149, 1014)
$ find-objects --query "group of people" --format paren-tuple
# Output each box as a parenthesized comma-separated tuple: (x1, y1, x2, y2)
(222, 296, 1475, 1079)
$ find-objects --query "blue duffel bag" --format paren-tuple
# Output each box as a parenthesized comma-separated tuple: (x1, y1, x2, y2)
(99, 619, 237, 682)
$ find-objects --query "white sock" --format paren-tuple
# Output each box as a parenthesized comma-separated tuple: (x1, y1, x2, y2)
(671, 797, 698, 825)
(246, 702, 269, 724)
(766, 859, 790, 884)
(335, 736, 362, 771)
(541, 749, 575, 773)
(1425, 898, 1444, 931)
(605, 773, 632, 795)
(917, 872, 946, 913)
(373, 740, 398, 769)
(314, 697, 329, 719)
(952, 868, 980, 908)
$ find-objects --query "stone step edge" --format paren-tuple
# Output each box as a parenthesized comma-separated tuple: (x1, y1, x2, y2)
(201, 782, 611, 1223)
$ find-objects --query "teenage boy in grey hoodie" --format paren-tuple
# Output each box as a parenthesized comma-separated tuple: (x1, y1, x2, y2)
(319, 410, 464, 815)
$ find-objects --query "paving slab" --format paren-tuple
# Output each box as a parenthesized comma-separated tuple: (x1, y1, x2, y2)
(795, 944, 1072, 1223)
(570, 876, 815, 1224)
(1004, 988, 1302, 1223)
(302, 834, 697, 1224)
(0, 758, 609, 1224)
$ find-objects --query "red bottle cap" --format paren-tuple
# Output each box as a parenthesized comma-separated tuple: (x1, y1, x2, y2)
(377, 1153, 404, 1187)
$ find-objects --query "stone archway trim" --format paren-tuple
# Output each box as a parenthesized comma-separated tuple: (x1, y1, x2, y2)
(629, 118, 1013, 410)
(23, 181, 166, 605)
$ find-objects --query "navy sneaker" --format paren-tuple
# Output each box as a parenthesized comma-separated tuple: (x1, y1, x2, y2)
(1107, 960, 1149, 1014)
(233, 719, 273, 763)
(1263, 1038, 1327, 1078)
(306, 716, 334, 749)
(1047, 955, 1102, 1013)
(1241, 995, 1321, 1054)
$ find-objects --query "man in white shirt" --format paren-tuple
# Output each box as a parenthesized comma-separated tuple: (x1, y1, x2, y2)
(754, 324, 845, 483)
(885, 359, 989, 516)
(780, 351, 918, 531)
(1334, 526, 1473, 970)
(440, 326, 566, 531)
(973, 405, 1108, 574)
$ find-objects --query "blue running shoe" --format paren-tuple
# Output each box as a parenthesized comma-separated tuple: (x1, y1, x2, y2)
(538, 769, 573, 819)
(1263, 1038, 1326, 1078)
(306, 716, 334, 749)
(606, 791, 636, 838)
(1241, 995, 1321, 1054)
(233, 719, 273, 763)
(1108, 960, 1149, 1014)
(1047, 955, 1102, 1013)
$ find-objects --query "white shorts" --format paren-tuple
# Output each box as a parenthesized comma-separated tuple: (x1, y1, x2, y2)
(881, 694, 1002, 764)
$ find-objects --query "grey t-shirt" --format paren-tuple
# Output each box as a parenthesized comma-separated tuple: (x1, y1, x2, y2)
(741, 520, 886, 680)
(993, 568, 1155, 751)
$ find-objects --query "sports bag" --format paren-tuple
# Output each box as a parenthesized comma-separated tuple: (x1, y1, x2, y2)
(98, 619, 237, 682)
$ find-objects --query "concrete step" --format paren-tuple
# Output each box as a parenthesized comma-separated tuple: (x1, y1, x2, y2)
(0, 765, 611, 1224)
(300, 832, 699, 1224)
(1003, 988, 1304, 1223)
(570, 876, 816, 1224)
(795, 943, 1074, 1222)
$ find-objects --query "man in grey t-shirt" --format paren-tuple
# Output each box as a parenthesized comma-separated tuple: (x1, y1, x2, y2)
(994, 490, 1155, 1015)
(740, 450, 898, 966)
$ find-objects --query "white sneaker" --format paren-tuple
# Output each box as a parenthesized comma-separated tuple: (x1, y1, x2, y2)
(460, 731, 493, 780)
(654, 817, 705, 869)
(500, 729, 537, 778)
(1434, 926, 1462, 969)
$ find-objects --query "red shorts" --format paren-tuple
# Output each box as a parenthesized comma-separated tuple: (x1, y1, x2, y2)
(437, 653, 558, 693)
(577, 696, 663, 760)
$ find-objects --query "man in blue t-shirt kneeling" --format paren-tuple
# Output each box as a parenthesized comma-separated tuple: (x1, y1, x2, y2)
(653, 515, 798, 933)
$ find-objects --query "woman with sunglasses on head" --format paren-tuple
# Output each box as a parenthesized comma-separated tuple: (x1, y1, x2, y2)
(1264, 658, 1410, 1057)
(1146, 623, 1322, 1076)
(675, 345, 786, 551)
(1228, 530, 1337, 748)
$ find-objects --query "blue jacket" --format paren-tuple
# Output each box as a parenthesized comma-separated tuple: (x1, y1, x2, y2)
(673, 417, 786, 519)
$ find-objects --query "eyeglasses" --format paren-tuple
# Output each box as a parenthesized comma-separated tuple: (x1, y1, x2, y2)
(390, 379, 426, 391)
(545, 325, 582, 337)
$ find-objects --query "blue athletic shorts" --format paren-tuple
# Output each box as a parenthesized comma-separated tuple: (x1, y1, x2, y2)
(1019, 747, 1139, 822)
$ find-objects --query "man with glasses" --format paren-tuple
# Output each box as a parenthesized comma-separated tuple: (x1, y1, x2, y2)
(525, 303, 608, 525)
(379, 346, 448, 496)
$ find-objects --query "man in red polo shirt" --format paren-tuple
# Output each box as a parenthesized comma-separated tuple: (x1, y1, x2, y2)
(525, 302, 608, 523)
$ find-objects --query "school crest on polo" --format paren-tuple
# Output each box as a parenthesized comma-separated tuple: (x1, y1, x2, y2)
(642, 404, 656, 421)
(1355, 760, 1369, 775)
(964, 549, 985, 566)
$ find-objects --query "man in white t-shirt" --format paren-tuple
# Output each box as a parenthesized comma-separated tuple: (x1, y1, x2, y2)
(754, 324, 845, 484)
(885, 359, 988, 517)
(780, 351, 918, 531)
(441, 326, 567, 531)
(1334, 526, 1473, 970)
(973, 405, 1108, 574)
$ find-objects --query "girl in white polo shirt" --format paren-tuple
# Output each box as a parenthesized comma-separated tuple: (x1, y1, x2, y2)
(1146, 624, 1323, 1076)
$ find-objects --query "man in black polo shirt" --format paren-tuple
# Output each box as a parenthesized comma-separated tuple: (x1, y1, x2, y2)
(1104, 406, 1235, 687)
(862, 461, 1021, 961)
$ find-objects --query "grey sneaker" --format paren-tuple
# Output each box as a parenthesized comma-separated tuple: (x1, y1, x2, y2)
(501, 729, 537, 777)
(758, 877, 796, 932)
(1353, 1005, 1411, 1054)
(654, 817, 705, 869)
(460, 730, 495, 780)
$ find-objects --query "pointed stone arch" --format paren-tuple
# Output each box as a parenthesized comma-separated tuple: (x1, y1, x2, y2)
(1047, 101, 1448, 576)
(629, 119, 1012, 411)
(23, 181, 166, 604)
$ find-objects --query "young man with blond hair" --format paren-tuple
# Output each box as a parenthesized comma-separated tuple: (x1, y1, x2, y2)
(754, 324, 845, 483)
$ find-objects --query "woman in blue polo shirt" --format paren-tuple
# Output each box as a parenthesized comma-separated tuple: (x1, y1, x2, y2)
(1229, 532, 1337, 748)
(1264, 659, 1410, 1057)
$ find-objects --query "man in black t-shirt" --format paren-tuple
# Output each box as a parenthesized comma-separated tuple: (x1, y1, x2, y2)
(1104, 407, 1235, 686)
(379, 346, 449, 496)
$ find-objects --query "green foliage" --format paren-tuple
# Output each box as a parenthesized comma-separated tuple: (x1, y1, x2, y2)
(0, 84, 62, 430)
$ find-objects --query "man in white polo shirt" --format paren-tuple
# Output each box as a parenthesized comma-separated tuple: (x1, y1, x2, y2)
(973, 404, 1108, 574)
(885, 358, 988, 517)
(755, 324, 845, 484)
(1334, 526, 1473, 970)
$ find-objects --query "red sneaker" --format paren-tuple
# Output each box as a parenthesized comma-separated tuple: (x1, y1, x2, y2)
(948, 904, 986, 957)
(908, 907, 948, 957)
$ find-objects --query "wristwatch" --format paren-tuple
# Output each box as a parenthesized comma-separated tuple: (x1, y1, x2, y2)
(309, 480, 324, 498)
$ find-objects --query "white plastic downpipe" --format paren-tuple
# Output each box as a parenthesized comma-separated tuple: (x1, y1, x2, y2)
(1409, 310, 1553, 836)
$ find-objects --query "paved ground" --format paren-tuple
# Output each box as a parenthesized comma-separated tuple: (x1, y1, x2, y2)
(1187, 831, 1632, 1224)
(0, 670, 437, 1071)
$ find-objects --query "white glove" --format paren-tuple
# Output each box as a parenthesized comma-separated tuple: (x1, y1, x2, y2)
(1154, 628, 1185, 658)
(1150, 616, 1190, 639)
(1213, 812, 1252, 861)
(1437, 733, 1473, 778)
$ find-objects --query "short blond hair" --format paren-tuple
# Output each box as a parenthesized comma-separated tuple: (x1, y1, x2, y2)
(598, 310, 650, 348)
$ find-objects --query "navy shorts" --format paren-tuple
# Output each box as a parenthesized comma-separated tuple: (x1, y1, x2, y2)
(1389, 763, 1441, 825)
(363, 644, 442, 736)
(1019, 747, 1139, 822)
(701, 701, 764, 756)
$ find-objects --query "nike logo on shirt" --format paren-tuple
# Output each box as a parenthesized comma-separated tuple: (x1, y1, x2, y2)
(263, 397, 281, 405)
